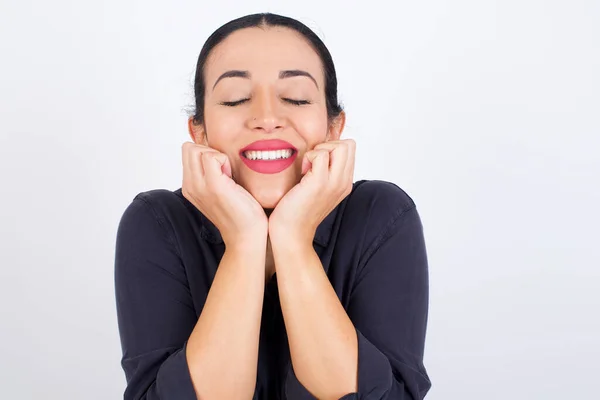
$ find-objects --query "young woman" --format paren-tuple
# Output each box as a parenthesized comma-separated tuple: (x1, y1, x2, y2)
(115, 13, 431, 400)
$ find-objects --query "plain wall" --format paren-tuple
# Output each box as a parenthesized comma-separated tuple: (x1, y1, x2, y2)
(1, 0, 598, 398)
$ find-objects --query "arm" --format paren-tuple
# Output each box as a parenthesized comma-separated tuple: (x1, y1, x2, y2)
(270, 239, 358, 400)
(115, 196, 267, 400)
(273, 205, 431, 400)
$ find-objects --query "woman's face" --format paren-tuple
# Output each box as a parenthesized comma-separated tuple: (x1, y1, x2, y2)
(188, 26, 345, 210)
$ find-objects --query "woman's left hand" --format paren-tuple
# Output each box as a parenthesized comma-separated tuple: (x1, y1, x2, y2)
(268, 139, 356, 244)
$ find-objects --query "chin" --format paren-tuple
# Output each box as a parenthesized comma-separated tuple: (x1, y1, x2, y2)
(245, 183, 289, 210)
(255, 192, 283, 209)
(238, 172, 299, 210)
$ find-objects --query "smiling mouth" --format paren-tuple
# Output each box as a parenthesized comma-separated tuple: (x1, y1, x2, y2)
(239, 148, 299, 174)
(241, 149, 297, 161)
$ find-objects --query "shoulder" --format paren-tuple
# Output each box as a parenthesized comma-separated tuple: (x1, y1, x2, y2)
(131, 187, 187, 212)
(340, 179, 420, 246)
(120, 187, 192, 222)
(346, 179, 417, 219)
(117, 188, 190, 243)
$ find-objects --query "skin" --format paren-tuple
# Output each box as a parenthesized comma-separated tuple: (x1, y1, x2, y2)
(188, 25, 346, 280)
(184, 26, 358, 399)
(187, 25, 345, 210)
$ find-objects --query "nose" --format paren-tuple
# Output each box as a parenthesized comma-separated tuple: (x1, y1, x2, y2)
(247, 89, 284, 133)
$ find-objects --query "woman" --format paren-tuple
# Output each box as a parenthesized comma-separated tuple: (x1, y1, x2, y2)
(115, 12, 431, 400)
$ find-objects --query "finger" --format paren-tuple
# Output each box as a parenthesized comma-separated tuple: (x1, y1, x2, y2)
(205, 150, 232, 178)
(183, 142, 207, 182)
(304, 141, 334, 174)
(195, 146, 221, 178)
(182, 142, 191, 172)
(305, 149, 330, 180)
(221, 156, 232, 178)
(301, 152, 311, 175)
(182, 141, 197, 169)
(217, 152, 232, 179)
(314, 142, 345, 179)
(303, 147, 332, 175)
(313, 142, 337, 161)
(182, 142, 194, 191)
(343, 139, 356, 182)
(201, 152, 220, 183)
(203, 152, 232, 183)
(317, 140, 355, 191)
(330, 145, 347, 182)
(314, 142, 340, 169)
(193, 148, 208, 178)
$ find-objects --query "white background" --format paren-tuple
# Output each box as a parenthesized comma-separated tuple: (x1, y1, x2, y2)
(1, 0, 598, 398)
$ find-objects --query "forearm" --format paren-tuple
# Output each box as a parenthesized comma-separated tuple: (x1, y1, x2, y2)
(272, 240, 358, 400)
(186, 237, 267, 400)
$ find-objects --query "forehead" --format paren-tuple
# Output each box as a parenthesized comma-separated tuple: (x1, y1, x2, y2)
(205, 26, 324, 84)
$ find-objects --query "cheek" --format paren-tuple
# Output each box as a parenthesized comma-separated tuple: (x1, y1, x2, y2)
(204, 107, 243, 148)
(292, 109, 329, 143)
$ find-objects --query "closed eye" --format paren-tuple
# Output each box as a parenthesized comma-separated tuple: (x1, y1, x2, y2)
(283, 98, 311, 105)
(219, 98, 250, 107)
(219, 98, 311, 107)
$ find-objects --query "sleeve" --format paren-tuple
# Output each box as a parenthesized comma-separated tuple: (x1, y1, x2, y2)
(114, 196, 198, 400)
(285, 205, 431, 400)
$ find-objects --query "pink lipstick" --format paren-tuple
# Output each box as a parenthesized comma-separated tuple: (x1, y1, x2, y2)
(239, 139, 298, 174)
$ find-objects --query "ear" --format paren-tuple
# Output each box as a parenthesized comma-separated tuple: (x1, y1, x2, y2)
(326, 111, 346, 141)
(187, 116, 208, 145)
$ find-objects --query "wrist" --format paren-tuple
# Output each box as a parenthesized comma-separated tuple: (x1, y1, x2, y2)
(224, 230, 268, 254)
(268, 230, 313, 253)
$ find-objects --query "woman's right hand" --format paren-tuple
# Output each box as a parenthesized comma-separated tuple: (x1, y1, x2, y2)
(181, 141, 268, 247)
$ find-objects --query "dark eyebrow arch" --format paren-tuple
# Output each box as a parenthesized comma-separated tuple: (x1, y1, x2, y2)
(212, 70, 250, 90)
(212, 69, 319, 91)
(279, 70, 318, 88)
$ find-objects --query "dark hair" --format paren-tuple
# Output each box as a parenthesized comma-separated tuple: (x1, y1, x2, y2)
(190, 13, 343, 126)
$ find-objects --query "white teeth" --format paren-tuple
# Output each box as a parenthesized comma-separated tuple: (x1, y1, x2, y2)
(244, 149, 293, 161)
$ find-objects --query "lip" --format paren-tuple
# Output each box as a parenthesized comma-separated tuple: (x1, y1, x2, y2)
(239, 139, 298, 175)
(239, 139, 297, 154)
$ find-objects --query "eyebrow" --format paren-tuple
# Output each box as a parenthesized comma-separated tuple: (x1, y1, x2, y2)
(212, 69, 319, 91)
(279, 70, 318, 88)
(212, 70, 249, 90)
